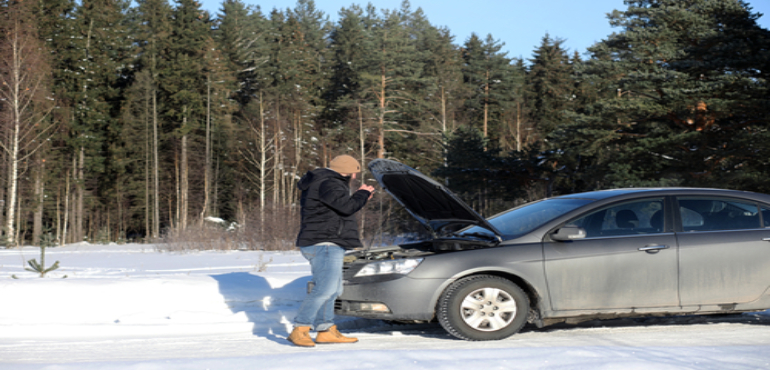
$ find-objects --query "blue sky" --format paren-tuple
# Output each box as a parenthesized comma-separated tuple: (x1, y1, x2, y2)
(198, 0, 770, 61)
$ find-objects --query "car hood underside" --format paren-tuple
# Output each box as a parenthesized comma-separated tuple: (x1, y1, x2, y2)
(368, 158, 502, 238)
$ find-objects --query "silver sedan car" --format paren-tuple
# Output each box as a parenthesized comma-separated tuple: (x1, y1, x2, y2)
(336, 159, 770, 340)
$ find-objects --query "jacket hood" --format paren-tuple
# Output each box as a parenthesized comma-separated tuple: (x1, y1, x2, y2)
(368, 159, 502, 238)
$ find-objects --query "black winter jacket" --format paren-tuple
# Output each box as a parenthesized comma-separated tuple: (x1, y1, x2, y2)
(295, 168, 371, 250)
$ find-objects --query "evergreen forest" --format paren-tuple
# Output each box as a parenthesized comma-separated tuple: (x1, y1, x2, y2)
(0, 0, 768, 247)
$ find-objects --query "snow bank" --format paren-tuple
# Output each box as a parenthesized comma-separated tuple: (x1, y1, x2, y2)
(0, 244, 308, 340)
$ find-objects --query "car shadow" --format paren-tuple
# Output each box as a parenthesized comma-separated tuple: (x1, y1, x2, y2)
(339, 311, 770, 341)
(210, 272, 311, 345)
(520, 311, 770, 335)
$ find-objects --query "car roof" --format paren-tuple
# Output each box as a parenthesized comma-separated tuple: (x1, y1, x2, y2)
(552, 187, 770, 202)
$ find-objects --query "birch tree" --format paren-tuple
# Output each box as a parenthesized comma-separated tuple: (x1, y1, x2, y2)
(0, 0, 55, 246)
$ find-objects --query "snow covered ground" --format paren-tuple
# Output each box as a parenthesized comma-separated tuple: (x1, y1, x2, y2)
(1, 243, 769, 370)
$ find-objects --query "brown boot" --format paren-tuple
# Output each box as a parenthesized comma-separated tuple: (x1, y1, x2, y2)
(287, 326, 315, 347)
(315, 325, 358, 344)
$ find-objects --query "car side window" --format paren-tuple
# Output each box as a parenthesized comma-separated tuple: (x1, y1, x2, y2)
(678, 197, 762, 232)
(568, 198, 665, 238)
(763, 206, 770, 227)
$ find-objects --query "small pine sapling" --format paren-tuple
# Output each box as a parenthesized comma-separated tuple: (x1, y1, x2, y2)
(25, 231, 61, 277)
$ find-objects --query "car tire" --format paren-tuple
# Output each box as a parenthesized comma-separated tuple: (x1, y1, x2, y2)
(437, 275, 529, 341)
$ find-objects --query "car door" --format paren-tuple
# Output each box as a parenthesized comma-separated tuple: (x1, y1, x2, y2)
(543, 197, 680, 311)
(675, 197, 770, 306)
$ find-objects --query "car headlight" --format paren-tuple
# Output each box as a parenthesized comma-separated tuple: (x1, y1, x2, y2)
(354, 258, 424, 277)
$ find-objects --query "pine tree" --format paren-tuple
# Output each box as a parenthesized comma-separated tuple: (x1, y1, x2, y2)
(325, 2, 429, 163)
(162, 0, 211, 229)
(505, 59, 530, 152)
(565, 0, 770, 192)
(199, 33, 237, 223)
(526, 34, 574, 140)
(259, 8, 316, 205)
(215, 1, 273, 226)
(58, 0, 133, 242)
(133, 0, 173, 238)
(362, 1, 428, 159)
(120, 68, 154, 237)
(388, 6, 448, 168)
(434, 126, 544, 213)
(325, 4, 374, 161)
(410, 23, 464, 168)
(461, 33, 514, 145)
(434, 126, 499, 196)
(214, 0, 267, 105)
(282, 1, 331, 201)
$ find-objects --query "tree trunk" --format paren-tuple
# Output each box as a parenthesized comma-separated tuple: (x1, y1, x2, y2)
(441, 87, 449, 168)
(174, 150, 179, 230)
(273, 101, 281, 206)
(516, 101, 522, 151)
(15, 184, 22, 244)
(116, 174, 122, 240)
(76, 147, 85, 242)
(377, 70, 386, 159)
(291, 110, 301, 204)
(180, 130, 188, 230)
(144, 88, 150, 240)
(3, 18, 23, 246)
(75, 18, 93, 244)
(32, 161, 45, 245)
(358, 103, 366, 241)
(259, 95, 266, 239)
(0, 162, 5, 242)
(484, 69, 489, 138)
(55, 183, 60, 244)
(200, 74, 212, 224)
(62, 168, 70, 245)
(152, 88, 160, 238)
(5, 121, 19, 246)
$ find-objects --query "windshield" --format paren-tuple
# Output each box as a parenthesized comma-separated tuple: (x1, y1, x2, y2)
(460, 198, 594, 239)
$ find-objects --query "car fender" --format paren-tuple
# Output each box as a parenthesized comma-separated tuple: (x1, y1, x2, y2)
(408, 244, 551, 318)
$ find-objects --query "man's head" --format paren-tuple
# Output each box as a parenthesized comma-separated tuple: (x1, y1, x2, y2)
(329, 155, 361, 177)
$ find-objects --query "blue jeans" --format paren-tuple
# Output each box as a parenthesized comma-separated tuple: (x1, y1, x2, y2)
(294, 243, 345, 331)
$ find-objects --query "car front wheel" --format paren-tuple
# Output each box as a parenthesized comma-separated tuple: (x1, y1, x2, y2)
(437, 275, 529, 340)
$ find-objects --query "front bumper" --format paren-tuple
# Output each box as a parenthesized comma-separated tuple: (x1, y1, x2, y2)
(335, 275, 446, 321)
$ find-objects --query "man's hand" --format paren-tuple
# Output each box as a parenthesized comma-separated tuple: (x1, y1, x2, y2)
(359, 184, 375, 199)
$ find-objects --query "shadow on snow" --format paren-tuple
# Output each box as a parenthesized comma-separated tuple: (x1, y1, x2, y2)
(210, 271, 770, 344)
(210, 272, 389, 345)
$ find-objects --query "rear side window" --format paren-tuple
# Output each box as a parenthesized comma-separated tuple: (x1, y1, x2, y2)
(677, 197, 762, 232)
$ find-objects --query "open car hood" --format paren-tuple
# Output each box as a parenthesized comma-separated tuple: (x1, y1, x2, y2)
(368, 159, 502, 239)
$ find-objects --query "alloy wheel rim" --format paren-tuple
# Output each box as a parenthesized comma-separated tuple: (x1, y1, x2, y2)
(460, 287, 517, 331)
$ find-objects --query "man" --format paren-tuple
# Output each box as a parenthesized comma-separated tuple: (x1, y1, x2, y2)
(288, 154, 375, 347)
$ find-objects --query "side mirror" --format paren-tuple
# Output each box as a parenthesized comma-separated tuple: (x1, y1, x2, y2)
(551, 225, 586, 241)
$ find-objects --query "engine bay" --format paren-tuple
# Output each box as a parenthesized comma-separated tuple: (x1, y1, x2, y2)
(344, 238, 499, 263)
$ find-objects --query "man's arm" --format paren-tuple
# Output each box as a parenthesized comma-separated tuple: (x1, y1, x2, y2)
(318, 181, 373, 216)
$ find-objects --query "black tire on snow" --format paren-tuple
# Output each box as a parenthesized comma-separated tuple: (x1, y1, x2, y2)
(437, 275, 529, 341)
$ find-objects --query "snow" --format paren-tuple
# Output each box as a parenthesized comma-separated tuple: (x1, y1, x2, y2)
(1, 243, 770, 370)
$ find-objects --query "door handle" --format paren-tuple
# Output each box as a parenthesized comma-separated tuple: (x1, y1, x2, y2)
(763, 238, 770, 242)
(638, 245, 669, 253)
